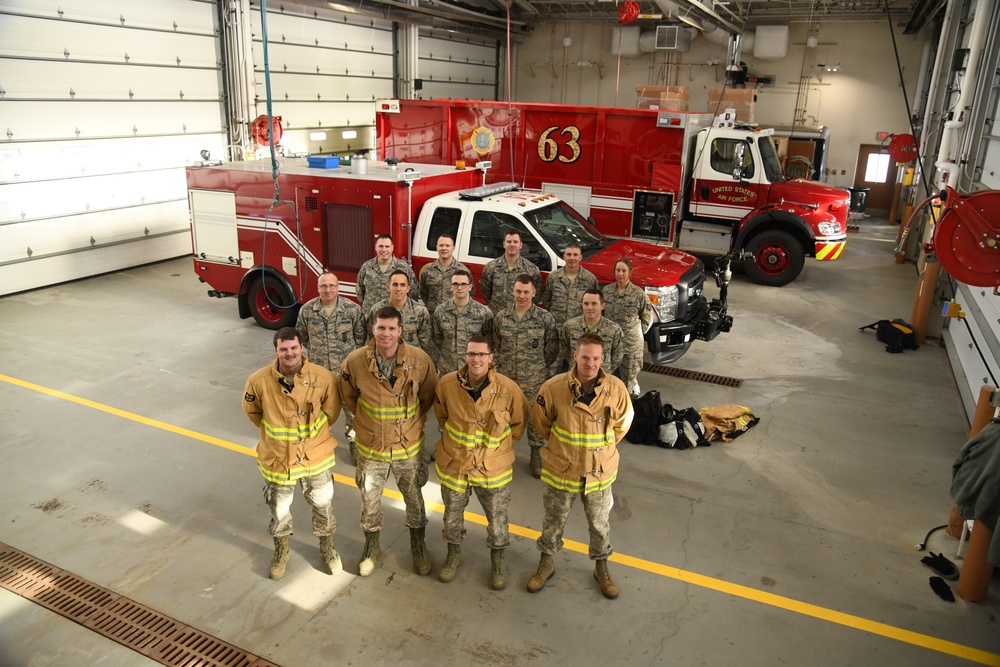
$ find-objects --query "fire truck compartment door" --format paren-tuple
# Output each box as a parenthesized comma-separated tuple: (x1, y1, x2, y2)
(190, 189, 241, 265)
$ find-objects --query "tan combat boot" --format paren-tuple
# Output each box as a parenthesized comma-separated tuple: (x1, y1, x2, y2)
(526, 553, 555, 593)
(489, 548, 507, 591)
(438, 543, 462, 583)
(269, 536, 290, 580)
(410, 527, 432, 576)
(594, 558, 619, 599)
(358, 531, 381, 577)
(529, 446, 542, 479)
(319, 535, 342, 575)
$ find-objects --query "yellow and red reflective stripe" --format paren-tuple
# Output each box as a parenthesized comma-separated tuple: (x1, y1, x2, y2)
(815, 241, 846, 261)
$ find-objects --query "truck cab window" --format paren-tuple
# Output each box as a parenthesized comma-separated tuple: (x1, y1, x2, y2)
(425, 207, 462, 251)
(469, 211, 552, 271)
(710, 138, 755, 179)
(757, 137, 785, 183)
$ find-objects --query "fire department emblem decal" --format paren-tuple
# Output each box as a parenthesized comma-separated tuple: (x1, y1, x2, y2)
(471, 126, 495, 155)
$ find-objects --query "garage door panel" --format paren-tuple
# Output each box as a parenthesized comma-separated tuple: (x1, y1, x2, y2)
(421, 82, 496, 100)
(421, 60, 496, 86)
(0, 170, 187, 225)
(260, 102, 381, 129)
(0, 230, 192, 296)
(419, 35, 496, 65)
(0, 60, 221, 101)
(2, 0, 215, 31)
(0, 201, 190, 264)
(3, 101, 225, 141)
(261, 72, 393, 101)
(0, 136, 227, 182)
(0, 14, 217, 66)
(255, 43, 392, 77)
(250, 10, 393, 50)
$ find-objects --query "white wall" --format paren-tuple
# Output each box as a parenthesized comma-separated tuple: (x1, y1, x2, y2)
(514, 21, 929, 190)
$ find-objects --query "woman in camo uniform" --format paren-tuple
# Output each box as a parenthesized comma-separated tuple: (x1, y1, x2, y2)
(601, 258, 653, 397)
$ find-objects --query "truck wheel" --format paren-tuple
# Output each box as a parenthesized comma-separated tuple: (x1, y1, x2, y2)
(247, 276, 298, 330)
(744, 231, 804, 287)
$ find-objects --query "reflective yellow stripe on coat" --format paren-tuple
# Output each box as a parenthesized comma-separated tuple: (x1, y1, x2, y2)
(257, 455, 337, 485)
(540, 469, 617, 494)
(435, 463, 513, 492)
(355, 435, 425, 462)
(551, 424, 615, 447)
(444, 421, 512, 450)
(260, 413, 329, 441)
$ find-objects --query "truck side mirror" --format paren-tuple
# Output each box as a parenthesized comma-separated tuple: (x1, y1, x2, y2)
(732, 143, 746, 181)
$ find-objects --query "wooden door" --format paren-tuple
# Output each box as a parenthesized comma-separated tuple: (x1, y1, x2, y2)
(853, 144, 896, 213)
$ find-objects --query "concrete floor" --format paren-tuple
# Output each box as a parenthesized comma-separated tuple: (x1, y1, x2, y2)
(1, 220, 998, 667)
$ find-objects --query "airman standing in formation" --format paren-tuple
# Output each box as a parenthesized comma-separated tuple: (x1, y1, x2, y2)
(480, 229, 542, 313)
(296, 271, 367, 462)
(540, 243, 598, 328)
(368, 270, 436, 363)
(419, 234, 474, 315)
(356, 234, 418, 313)
(602, 258, 653, 398)
(528, 332, 634, 599)
(560, 289, 625, 376)
(491, 274, 559, 478)
(340, 306, 439, 577)
(433, 335, 529, 590)
(432, 268, 494, 375)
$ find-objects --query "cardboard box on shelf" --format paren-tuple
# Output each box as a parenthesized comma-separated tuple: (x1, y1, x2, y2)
(708, 87, 757, 123)
(636, 85, 689, 110)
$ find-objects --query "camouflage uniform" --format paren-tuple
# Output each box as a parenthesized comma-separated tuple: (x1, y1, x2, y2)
(490, 305, 559, 450)
(419, 259, 475, 315)
(480, 256, 542, 313)
(296, 295, 368, 456)
(432, 299, 494, 375)
(560, 315, 625, 376)
(355, 257, 418, 313)
(368, 297, 437, 364)
(296, 296, 367, 375)
(602, 282, 653, 395)
(539, 267, 599, 327)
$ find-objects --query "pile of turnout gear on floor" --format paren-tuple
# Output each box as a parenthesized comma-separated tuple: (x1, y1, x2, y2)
(625, 391, 759, 449)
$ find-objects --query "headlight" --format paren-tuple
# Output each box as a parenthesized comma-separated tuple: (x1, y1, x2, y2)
(645, 285, 677, 322)
(818, 221, 841, 235)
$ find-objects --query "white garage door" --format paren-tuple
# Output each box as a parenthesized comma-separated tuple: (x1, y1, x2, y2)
(249, 3, 394, 156)
(0, 0, 225, 295)
(418, 31, 498, 101)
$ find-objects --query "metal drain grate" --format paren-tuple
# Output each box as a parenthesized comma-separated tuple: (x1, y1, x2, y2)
(0, 542, 280, 667)
(642, 363, 743, 388)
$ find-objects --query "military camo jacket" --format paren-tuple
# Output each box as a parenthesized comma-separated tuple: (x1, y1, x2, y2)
(295, 296, 367, 375)
(355, 257, 418, 312)
(432, 299, 494, 375)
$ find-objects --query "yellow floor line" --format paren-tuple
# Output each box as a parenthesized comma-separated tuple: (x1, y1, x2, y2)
(2, 372, 998, 666)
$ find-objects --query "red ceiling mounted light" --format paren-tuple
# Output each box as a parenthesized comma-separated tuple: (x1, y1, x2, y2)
(618, 0, 640, 23)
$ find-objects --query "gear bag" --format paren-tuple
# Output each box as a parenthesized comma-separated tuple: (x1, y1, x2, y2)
(859, 319, 919, 354)
(625, 390, 662, 445)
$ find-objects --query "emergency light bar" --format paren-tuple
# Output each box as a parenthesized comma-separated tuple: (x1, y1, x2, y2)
(458, 182, 519, 200)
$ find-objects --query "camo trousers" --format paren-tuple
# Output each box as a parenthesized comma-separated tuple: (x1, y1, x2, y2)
(263, 471, 336, 538)
(441, 484, 511, 549)
(536, 484, 614, 560)
(356, 454, 428, 532)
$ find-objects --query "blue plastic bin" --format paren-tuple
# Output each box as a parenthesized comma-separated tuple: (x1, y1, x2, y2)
(307, 155, 340, 169)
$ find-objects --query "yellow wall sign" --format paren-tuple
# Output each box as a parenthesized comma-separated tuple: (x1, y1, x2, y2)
(471, 126, 496, 155)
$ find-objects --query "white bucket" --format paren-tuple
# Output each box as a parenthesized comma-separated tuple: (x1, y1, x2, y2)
(351, 156, 368, 175)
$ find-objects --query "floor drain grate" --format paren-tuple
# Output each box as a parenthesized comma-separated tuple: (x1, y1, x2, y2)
(0, 541, 280, 667)
(642, 363, 743, 388)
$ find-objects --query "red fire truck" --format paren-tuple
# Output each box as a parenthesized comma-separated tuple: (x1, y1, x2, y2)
(376, 99, 850, 287)
(186, 158, 731, 363)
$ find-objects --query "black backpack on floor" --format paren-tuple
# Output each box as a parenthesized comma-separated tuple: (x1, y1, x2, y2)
(859, 319, 919, 353)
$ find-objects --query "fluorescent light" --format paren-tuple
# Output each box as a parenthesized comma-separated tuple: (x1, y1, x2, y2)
(342, 130, 357, 139)
(309, 132, 327, 140)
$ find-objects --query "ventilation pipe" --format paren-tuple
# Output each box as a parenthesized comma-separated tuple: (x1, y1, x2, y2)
(935, 0, 995, 188)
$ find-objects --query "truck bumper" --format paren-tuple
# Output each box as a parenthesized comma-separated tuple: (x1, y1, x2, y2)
(814, 237, 847, 261)
(644, 297, 733, 365)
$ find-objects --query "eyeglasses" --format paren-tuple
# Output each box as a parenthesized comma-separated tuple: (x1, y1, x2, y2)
(465, 352, 491, 358)
(451, 283, 471, 288)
